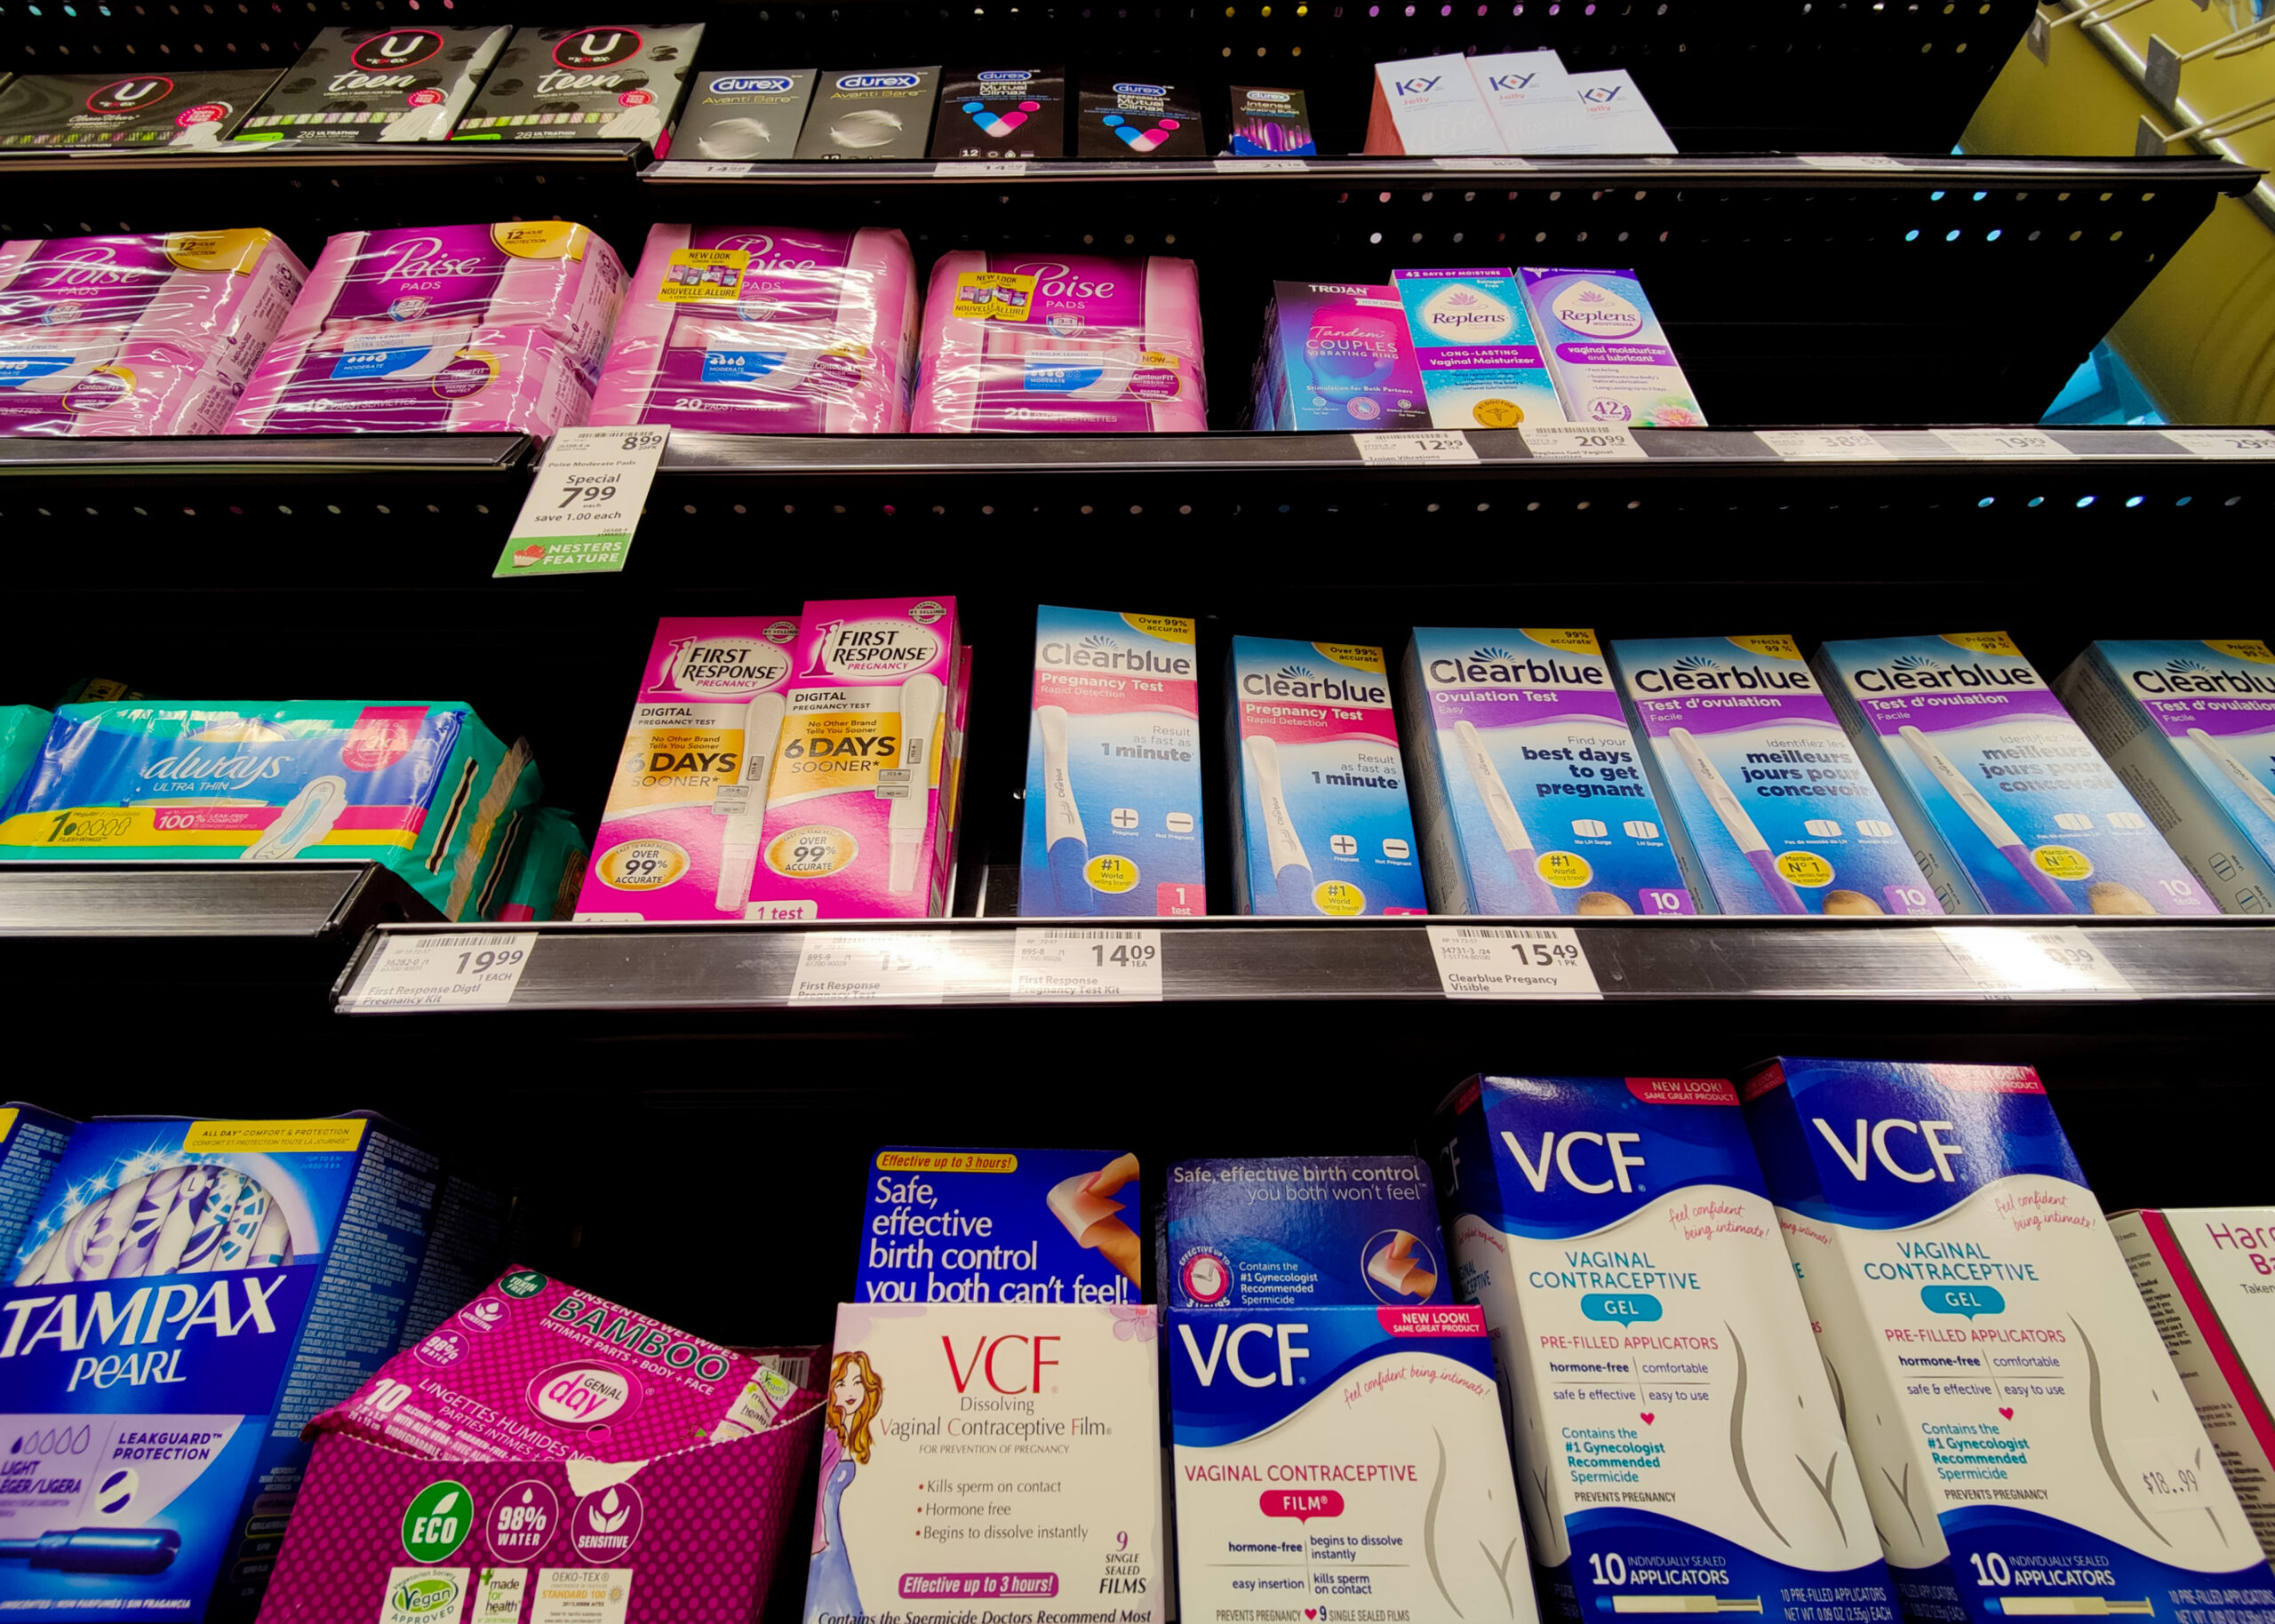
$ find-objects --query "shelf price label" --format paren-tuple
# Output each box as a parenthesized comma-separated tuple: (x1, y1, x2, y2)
(1353, 430, 1479, 466)
(649, 159, 755, 178)
(1214, 157, 1308, 173)
(1521, 424, 1646, 460)
(1937, 927, 2137, 999)
(342, 932, 538, 1010)
(1427, 925, 1603, 999)
(1010, 928, 1165, 1001)
(494, 426, 669, 577)
(936, 160, 1027, 177)
(1798, 154, 1912, 171)
(789, 931, 951, 1005)
(1931, 428, 2075, 459)
(2161, 429, 2275, 458)
(1756, 429, 1896, 460)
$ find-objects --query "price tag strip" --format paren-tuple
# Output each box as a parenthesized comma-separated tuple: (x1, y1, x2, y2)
(1353, 430, 1480, 466)
(649, 160, 756, 179)
(1797, 154, 1912, 170)
(1755, 429, 1896, 460)
(1426, 924, 1603, 1000)
(2161, 428, 2275, 458)
(936, 159, 1027, 177)
(1937, 926, 2138, 999)
(788, 931, 954, 1005)
(1214, 157, 1308, 173)
(1520, 424, 1647, 460)
(1010, 928, 1164, 1001)
(494, 426, 669, 577)
(341, 932, 538, 1010)
(1433, 155, 1534, 171)
(1931, 427, 2076, 459)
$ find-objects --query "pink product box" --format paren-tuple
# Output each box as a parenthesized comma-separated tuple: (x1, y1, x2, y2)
(589, 223, 919, 434)
(227, 321, 601, 435)
(911, 251, 1208, 433)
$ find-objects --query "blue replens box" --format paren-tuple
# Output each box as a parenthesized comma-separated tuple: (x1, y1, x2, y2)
(858, 1145, 1142, 1305)
(1165, 1155, 1449, 1310)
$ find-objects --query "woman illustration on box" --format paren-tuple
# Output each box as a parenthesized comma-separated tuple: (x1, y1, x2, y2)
(808, 1349, 882, 1623)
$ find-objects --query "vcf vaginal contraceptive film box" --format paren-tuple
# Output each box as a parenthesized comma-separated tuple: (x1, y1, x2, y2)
(857, 1145, 1143, 1305)
(1165, 1156, 1449, 1311)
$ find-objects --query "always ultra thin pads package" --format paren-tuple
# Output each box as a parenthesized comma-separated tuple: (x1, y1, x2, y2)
(858, 1145, 1142, 1303)
(234, 27, 511, 144)
(0, 705, 51, 800)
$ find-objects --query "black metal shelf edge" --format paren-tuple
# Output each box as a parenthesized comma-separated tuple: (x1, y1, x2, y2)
(0, 434, 535, 480)
(0, 862, 434, 941)
(0, 140, 648, 178)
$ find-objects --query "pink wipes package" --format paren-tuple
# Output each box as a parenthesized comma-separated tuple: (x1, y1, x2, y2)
(911, 251, 1208, 432)
(228, 219, 626, 435)
(589, 224, 918, 434)
(0, 227, 307, 437)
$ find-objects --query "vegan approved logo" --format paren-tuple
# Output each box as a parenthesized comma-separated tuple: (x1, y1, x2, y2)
(388, 1572, 464, 1619)
(402, 1480, 475, 1563)
(571, 1483, 643, 1564)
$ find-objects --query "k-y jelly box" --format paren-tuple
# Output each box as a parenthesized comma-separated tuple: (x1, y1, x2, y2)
(1165, 1155, 1449, 1310)
(858, 1146, 1142, 1305)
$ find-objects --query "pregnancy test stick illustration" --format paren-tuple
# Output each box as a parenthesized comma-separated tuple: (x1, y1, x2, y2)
(888, 673, 944, 895)
(714, 689, 788, 913)
(2188, 727, 2275, 823)
(242, 776, 348, 860)
(1245, 734, 1314, 905)
(1899, 724, 2076, 912)
(1036, 705, 1095, 914)
(1454, 719, 1561, 913)
(1668, 726, 1807, 914)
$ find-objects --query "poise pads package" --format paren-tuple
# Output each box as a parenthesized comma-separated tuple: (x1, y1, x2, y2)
(451, 24, 705, 147)
(235, 27, 511, 144)
(1166, 1155, 1449, 1311)
(1741, 1057, 2274, 1624)
(858, 1145, 1142, 1303)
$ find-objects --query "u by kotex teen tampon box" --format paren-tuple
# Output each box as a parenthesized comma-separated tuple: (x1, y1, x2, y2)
(1430, 1074, 1896, 1624)
(0, 1101, 73, 1270)
(0, 1114, 459, 1622)
(1519, 266, 1705, 426)
(576, 614, 802, 921)
(1166, 1155, 1447, 1311)
(1814, 632, 2216, 915)
(2056, 640, 2275, 915)
(1393, 266, 1565, 430)
(1225, 635, 1427, 917)
(1019, 605, 1205, 917)
(1741, 1058, 2275, 1624)
(1610, 633, 1942, 916)
(858, 1146, 1141, 1304)
(1401, 627, 1694, 916)
(233, 26, 512, 144)
(451, 24, 706, 147)
(0, 68, 283, 147)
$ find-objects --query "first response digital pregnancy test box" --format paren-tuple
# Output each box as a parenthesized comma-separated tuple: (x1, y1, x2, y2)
(575, 613, 803, 922)
(2109, 1208, 2275, 1558)
(1610, 633, 1943, 916)
(2056, 640, 2275, 915)
(0, 1114, 459, 1621)
(0, 1101, 73, 1269)
(1815, 632, 2217, 915)
(1741, 1058, 2275, 1624)
(1166, 1156, 1448, 1311)
(858, 1146, 1141, 1305)
(1019, 605, 1205, 917)
(1431, 1074, 1895, 1624)
(1392, 267, 1567, 430)
(1401, 627, 1695, 915)
(1518, 266, 1705, 426)
(1225, 636, 1427, 917)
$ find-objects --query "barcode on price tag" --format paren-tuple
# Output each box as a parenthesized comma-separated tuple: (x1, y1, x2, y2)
(1521, 424, 1646, 460)
(789, 931, 950, 1004)
(1937, 927, 2137, 999)
(937, 160, 1027, 177)
(650, 159, 755, 178)
(1426, 925, 1602, 999)
(1433, 155, 1534, 170)
(495, 426, 669, 577)
(2161, 429, 2275, 458)
(342, 932, 537, 1010)
(1797, 154, 1912, 170)
(1215, 157, 1308, 173)
(1353, 431, 1479, 466)
(1010, 928, 1164, 1001)
(1756, 430, 1896, 460)
(1932, 428, 2075, 459)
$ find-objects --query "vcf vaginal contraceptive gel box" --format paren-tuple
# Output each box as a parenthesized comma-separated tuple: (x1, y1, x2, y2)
(1518, 266, 1705, 426)
(1815, 632, 2216, 915)
(1402, 626, 1694, 915)
(1165, 1156, 1449, 1311)
(1610, 633, 1943, 916)
(1742, 1058, 2275, 1624)
(858, 1145, 1142, 1305)
(2057, 640, 2275, 914)
(1019, 605, 1205, 917)
(1430, 1074, 1895, 1624)
(0, 1114, 455, 1621)
(1225, 636, 1427, 916)
(1392, 267, 1566, 430)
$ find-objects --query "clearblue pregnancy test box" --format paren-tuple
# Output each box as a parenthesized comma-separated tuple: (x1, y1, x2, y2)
(1518, 266, 1705, 427)
(1814, 632, 2216, 916)
(1401, 626, 1694, 915)
(1741, 1058, 2275, 1624)
(1430, 1074, 1895, 1624)
(1225, 636, 1427, 917)
(857, 1145, 1141, 1305)
(1019, 605, 1205, 917)
(0, 1102, 74, 1270)
(1392, 266, 1567, 430)
(1610, 633, 1942, 917)
(2056, 640, 2275, 915)
(1165, 1157, 1448, 1311)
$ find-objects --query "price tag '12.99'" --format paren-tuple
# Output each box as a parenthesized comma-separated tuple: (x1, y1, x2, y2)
(1010, 928, 1164, 1001)
(1426, 925, 1603, 999)
(495, 426, 669, 578)
(342, 932, 538, 1010)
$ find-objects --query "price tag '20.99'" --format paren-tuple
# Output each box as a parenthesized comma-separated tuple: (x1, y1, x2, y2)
(495, 426, 669, 578)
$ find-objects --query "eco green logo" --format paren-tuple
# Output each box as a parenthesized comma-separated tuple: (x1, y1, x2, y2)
(402, 1481, 474, 1563)
(499, 1269, 549, 1299)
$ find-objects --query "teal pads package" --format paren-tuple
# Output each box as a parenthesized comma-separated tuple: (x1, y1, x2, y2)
(1813, 633, 2215, 916)
(0, 701, 538, 920)
(1610, 633, 1942, 916)
(1401, 625, 1694, 915)
(0, 705, 46, 804)
(0, 1103, 74, 1270)
(1165, 1155, 1448, 1310)
(858, 1146, 1142, 1304)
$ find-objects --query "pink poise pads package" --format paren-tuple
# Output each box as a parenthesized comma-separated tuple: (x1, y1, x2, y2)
(589, 224, 919, 433)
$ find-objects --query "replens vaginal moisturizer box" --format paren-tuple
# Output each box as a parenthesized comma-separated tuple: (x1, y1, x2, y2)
(1815, 632, 2216, 915)
(1611, 633, 1943, 916)
(1402, 627, 1694, 915)
(1392, 267, 1566, 430)
(1166, 1157, 1448, 1311)
(1431, 1074, 1896, 1624)
(1741, 1057, 2274, 1624)
(1518, 266, 1704, 426)
(1020, 605, 1205, 917)
(2056, 640, 2275, 914)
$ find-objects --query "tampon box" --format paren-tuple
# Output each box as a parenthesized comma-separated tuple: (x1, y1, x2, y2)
(234, 27, 511, 144)
(858, 1145, 1143, 1305)
(451, 24, 706, 147)
(0, 1101, 73, 1268)
(1166, 1155, 1448, 1310)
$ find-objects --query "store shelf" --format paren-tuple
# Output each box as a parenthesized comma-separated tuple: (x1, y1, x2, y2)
(0, 434, 534, 482)
(0, 139, 648, 179)
(1, 861, 433, 940)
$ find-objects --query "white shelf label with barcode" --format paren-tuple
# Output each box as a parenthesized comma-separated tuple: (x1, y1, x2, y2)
(937, 160, 1027, 177)
(1353, 430, 1479, 466)
(1521, 424, 1646, 460)
(2161, 428, 2275, 458)
(1433, 155, 1534, 170)
(1427, 925, 1602, 999)
(1937, 927, 2137, 999)
(789, 932, 950, 1004)
(1757, 429, 1896, 460)
(1932, 428, 2075, 459)
(1798, 153, 1912, 170)
(344, 932, 537, 1010)
(1010, 928, 1164, 1001)
(1215, 157, 1308, 173)
(650, 160, 755, 178)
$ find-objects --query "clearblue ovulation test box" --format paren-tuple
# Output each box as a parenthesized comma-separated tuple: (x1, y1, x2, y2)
(1431, 1074, 1896, 1624)
(1020, 605, 1205, 917)
(1741, 1058, 2275, 1624)
(1166, 1156, 1448, 1311)
(1401, 627, 1695, 915)
(1226, 636, 1427, 917)
(1814, 633, 2217, 915)
(2056, 640, 2275, 915)
(1392, 267, 1567, 430)
(1519, 267, 1706, 426)
(858, 1146, 1141, 1305)
(1610, 633, 1943, 916)
(0, 1102, 73, 1270)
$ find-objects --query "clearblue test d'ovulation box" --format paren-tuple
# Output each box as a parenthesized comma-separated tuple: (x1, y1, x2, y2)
(1019, 605, 1205, 917)
(1815, 632, 2216, 915)
(1610, 633, 1942, 916)
(1741, 1058, 2275, 1624)
(1431, 1074, 1896, 1624)
(1401, 626, 1694, 915)
(1165, 1157, 1448, 1311)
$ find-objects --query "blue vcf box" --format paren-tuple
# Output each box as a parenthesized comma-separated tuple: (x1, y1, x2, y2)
(0, 1114, 457, 1621)
(1165, 1155, 1449, 1310)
